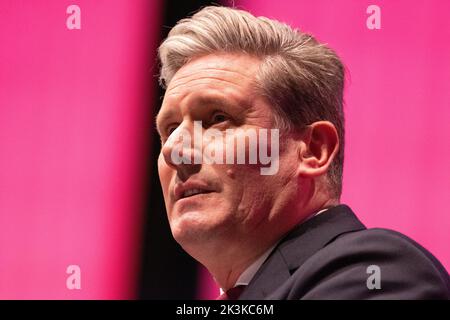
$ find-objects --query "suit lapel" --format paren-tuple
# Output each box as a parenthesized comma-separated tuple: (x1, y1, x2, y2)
(239, 204, 366, 299)
(238, 249, 291, 299)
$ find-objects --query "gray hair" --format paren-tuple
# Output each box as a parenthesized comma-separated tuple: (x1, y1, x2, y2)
(158, 6, 345, 198)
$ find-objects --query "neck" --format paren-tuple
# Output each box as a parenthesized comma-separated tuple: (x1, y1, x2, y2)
(183, 196, 339, 291)
(187, 233, 278, 291)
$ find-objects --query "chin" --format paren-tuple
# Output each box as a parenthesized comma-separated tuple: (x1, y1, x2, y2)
(169, 211, 227, 244)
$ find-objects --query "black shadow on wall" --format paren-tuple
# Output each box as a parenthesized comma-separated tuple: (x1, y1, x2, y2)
(138, 0, 224, 300)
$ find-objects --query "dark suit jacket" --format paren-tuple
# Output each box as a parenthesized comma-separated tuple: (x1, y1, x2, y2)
(239, 204, 450, 299)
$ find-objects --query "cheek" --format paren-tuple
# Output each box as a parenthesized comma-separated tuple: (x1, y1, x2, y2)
(218, 163, 267, 208)
(217, 130, 276, 196)
(224, 168, 276, 227)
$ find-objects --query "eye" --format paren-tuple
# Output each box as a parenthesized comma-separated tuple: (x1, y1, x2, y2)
(210, 111, 229, 125)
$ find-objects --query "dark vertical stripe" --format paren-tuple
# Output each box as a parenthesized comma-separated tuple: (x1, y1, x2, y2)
(138, 0, 223, 300)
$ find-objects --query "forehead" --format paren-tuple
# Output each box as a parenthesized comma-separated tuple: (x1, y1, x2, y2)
(168, 53, 261, 91)
(156, 54, 261, 126)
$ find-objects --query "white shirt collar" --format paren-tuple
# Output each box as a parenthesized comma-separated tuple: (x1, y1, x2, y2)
(219, 244, 276, 295)
(234, 242, 278, 287)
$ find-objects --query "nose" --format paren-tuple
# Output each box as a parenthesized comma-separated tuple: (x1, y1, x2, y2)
(161, 123, 191, 168)
(161, 123, 201, 181)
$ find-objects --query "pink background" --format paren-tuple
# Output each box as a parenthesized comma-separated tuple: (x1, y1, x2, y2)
(0, 0, 448, 299)
(0, 1, 161, 298)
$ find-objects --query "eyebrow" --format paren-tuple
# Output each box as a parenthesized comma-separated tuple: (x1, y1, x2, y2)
(155, 96, 243, 136)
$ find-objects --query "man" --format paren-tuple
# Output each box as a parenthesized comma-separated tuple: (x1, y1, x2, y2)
(155, 6, 450, 299)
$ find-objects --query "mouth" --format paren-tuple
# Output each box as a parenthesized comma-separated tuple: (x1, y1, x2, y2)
(173, 181, 216, 202)
(180, 188, 214, 199)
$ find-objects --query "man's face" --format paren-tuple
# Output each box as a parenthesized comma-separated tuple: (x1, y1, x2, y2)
(156, 53, 299, 247)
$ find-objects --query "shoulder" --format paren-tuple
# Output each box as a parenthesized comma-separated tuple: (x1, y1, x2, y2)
(289, 228, 450, 299)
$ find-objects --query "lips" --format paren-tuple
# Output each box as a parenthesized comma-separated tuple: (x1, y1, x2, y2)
(173, 181, 216, 202)
(182, 188, 209, 198)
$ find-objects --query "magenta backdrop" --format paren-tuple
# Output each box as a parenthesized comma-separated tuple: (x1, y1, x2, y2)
(0, 0, 448, 300)
(198, 0, 450, 299)
(0, 1, 161, 299)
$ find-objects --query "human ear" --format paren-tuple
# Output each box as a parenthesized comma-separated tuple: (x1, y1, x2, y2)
(297, 121, 339, 178)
